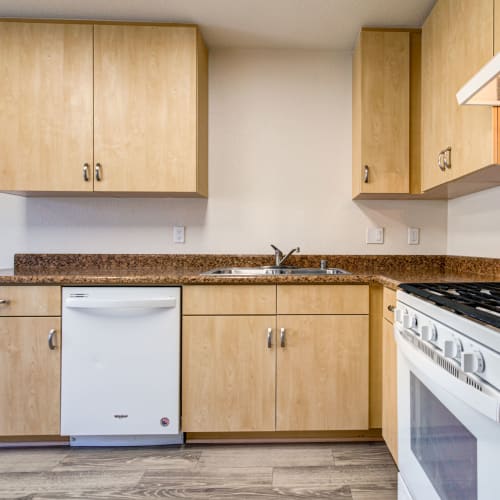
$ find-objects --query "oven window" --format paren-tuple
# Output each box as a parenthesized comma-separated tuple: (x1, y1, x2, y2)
(410, 372, 477, 500)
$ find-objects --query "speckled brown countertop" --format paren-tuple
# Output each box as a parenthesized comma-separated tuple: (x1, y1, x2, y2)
(0, 254, 498, 290)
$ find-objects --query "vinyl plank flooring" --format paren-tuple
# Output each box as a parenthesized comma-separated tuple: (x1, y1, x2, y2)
(54, 446, 201, 471)
(273, 464, 397, 489)
(141, 465, 273, 488)
(0, 448, 69, 472)
(0, 470, 143, 499)
(198, 443, 335, 468)
(0, 443, 397, 500)
(351, 487, 398, 500)
(332, 443, 396, 467)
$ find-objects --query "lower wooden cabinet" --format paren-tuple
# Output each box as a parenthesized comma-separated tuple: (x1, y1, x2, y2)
(276, 315, 369, 431)
(0, 317, 61, 436)
(182, 284, 370, 433)
(182, 315, 277, 432)
(382, 316, 398, 464)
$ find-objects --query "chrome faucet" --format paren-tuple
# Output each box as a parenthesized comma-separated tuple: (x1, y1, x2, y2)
(271, 244, 300, 267)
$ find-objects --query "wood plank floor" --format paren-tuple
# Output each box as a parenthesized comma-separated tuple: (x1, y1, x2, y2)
(0, 442, 397, 499)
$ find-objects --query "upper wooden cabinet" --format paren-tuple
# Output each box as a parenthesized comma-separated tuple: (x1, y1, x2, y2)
(0, 22, 94, 193)
(93, 25, 207, 194)
(0, 21, 208, 196)
(496, 0, 500, 54)
(421, 0, 498, 194)
(352, 29, 422, 198)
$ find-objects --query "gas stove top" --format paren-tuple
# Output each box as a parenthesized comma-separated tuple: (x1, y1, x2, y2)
(399, 282, 500, 330)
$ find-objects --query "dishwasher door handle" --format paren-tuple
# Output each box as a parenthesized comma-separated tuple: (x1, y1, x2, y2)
(65, 297, 177, 309)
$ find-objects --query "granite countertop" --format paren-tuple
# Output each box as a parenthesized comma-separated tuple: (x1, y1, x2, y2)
(0, 254, 498, 290)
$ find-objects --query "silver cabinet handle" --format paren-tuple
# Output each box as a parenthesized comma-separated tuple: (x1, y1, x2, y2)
(0, 299, 9, 305)
(48, 329, 57, 350)
(83, 163, 90, 182)
(438, 151, 445, 171)
(387, 305, 395, 312)
(267, 328, 273, 349)
(95, 163, 102, 181)
(443, 146, 451, 169)
(363, 165, 369, 183)
(280, 327, 286, 348)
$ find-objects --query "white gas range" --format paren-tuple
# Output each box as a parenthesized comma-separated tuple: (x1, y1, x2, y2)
(394, 282, 500, 500)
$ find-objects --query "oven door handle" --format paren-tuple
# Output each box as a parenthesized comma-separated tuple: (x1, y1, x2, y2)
(395, 325, 500, 424)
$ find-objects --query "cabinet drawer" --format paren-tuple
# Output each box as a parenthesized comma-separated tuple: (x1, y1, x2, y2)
(383, 287, 397, 323)
(0, 286, 61, 316)
(183, 285, 276, 315)
(277, 285, 369, 315)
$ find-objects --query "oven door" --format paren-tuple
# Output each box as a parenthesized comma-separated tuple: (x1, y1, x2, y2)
(396, 326, 500, 500)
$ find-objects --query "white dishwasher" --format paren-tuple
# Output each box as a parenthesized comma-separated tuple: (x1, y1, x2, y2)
(61, 287, 182, 446)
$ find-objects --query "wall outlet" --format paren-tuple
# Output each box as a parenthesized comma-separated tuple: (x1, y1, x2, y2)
(408, 227, 420, 245)
(173, 225, 185, 244)
(366, 227, 384, 244)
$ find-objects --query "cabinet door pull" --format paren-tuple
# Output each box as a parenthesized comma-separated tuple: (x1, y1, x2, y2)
(443, 146, 451, 169)
(48, 329, 57, 350)
(83, 163, 90, 182)
(438, 151, 445, 171)
(95, 163, 102, 181)
(363, 165, 369, 183)
(0, 299, 9, 305)
(280, 327, 286, 348)
(267, 328, 273, 348)
(387, 305, 395, 312)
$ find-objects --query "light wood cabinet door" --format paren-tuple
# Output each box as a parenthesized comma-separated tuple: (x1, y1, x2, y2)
(421, 0, 454, 191)
(353, 30, 410, 196)
(496, 0, 500, 54)
(449, 0, 493, 180)
(0, 317, 61, 436)
(0, 22, 94, 192)
(276, 315, 369, 431)
(422, 0, 494, 191)
(94, 25, 207, 194)
(182, 316, 276, 432)
(382, 318, 398, 464)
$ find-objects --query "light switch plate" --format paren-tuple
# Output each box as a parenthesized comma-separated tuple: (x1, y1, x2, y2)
(173, 225, 185, 244)
(408, 227, 420, 245)
(366, 227, 384, 244)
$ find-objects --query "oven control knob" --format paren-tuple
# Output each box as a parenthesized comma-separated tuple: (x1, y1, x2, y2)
(461, 351, 485, 374)
(403, 313, 417, 329)
(421, 324, 437, 342)
(444, 339, 462, 360)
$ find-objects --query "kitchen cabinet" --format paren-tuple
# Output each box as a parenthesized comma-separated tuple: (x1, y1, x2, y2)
(352, 29, 422, 198)
(276, 315, 369, 431)
(421, 0, 495, 193)
(382, 287, 398, 464)
(0, 286, 61, 436)
(182, 284, 369, 433)
(182, 315, 276, 432)
(0, 22, 94, 193)
(496, 0, 500, 54)
(0, 21, 208, 196)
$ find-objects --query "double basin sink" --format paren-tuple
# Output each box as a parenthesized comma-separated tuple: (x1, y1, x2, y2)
(202, 266, 351, 276)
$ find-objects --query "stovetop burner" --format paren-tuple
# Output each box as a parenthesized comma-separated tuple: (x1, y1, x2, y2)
(399, 282, 500, 329)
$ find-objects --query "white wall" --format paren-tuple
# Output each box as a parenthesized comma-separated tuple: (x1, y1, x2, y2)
(447, 186, 500, 258)
(0, 49, 448, 269)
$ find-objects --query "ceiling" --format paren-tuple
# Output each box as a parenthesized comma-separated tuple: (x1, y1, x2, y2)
(0, 0, 436, 50)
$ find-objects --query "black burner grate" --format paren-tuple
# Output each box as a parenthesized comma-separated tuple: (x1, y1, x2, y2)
(399, 282, 500, 330)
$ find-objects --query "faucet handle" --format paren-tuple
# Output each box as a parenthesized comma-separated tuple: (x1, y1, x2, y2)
(270, 244, 282, 255)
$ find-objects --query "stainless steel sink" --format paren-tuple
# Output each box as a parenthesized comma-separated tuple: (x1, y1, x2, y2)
(201, 266, 351, 276)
